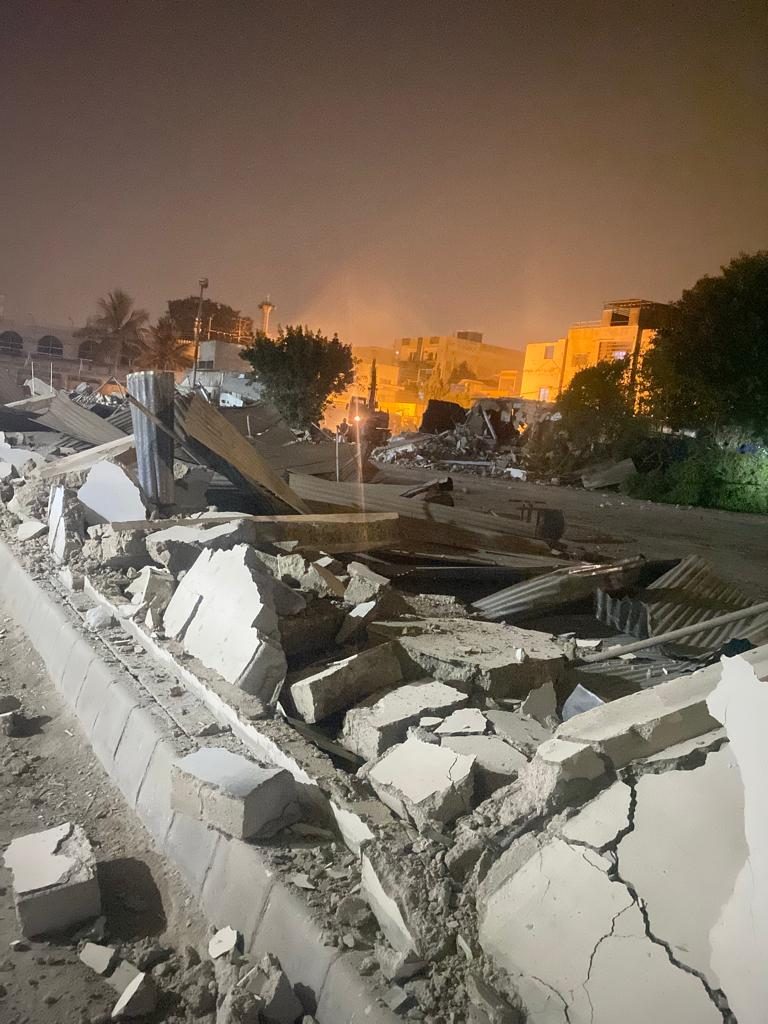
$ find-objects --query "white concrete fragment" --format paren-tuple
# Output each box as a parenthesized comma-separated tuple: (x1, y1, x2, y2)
(80, 942, 118, 975)
(562, 683, 604, 720)
(162, 546, 297, 700)
(172, 747, 300, 839)
(344, 561, 390, 604)
(335, 599, 377, 645)
(47, 485, 83, 564)
(365, 735, 475, 830)
(16, 519, 47, 541)
(111, 971, 157, 1019)
(560, 781, 632, 848)
(290, 642, 403, 724)
(2, 822, 101, 937)
(485, 709, 552, 757)
(520, 679, 558, 726)
(342, 680, 468, 760)
(77, 461, 146, 525)
(435, 707, 487, 736)
(0, 442, 43, 470)
(360, 853, 417, 955)
(125, 566, 175, 616)
(240, 952, 303, 1024)
(209, 925, 240, 959)
(85, 606, 115, 631)
(440, 734, 528, 797)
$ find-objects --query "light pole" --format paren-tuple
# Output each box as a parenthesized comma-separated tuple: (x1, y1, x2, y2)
(191, 277, 209, 387)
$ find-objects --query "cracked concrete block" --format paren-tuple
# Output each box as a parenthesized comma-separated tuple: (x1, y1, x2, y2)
(396, 619, 565, 697)
(163, 546, 298, 701)
(17, 518, 47, 541)
(344, 561, 390, 604)
(556, 667, 721, 768)
(562, 683, 603, 721)
(559, 781, 632, 849)
(47, 484, 84, 564)
(2, 822, 101, 937)
(171, 747, 300, 839)
(85, 524, 150, 569)
(342, 680, 468, 761)
(112, 971, 157, 1019)
(435, 707, 487, 736)
(240, 952, 304, 1024)
(440, 734, 528, 798)
(290, 642, 403, 723)
(515, 737, 608, 817)
(77, 461, 146, 525)
(80, 941, 118, 975)
(520, 679, 558, 727)
(485, 709, 551, 757)
(365, 734, 475, 830)
(146, 519, 261, 575)
(125, 566, 175, 616)
(478, 834, 721, 1024)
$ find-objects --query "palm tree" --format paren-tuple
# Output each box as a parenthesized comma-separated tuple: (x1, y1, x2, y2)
(75, 289, 149, 373)
(136, 315, 193, 372)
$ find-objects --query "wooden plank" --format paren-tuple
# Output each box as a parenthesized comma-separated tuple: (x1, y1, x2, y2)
(178, 394, 309, 513)
(38, 435, 137, 480)
(106, 511, 401, 553)
(288, 473, 560, 554)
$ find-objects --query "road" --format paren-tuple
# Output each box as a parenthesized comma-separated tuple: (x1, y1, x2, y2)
(374, 466, 768, 600)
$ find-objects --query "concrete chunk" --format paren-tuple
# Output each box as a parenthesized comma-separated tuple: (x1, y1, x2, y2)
(397, 618, 565, 697)
(342, 680, 468, 761)
(47, 485, 84, 564)
(172, 747, 300, 839)
(560, 781, 632, 848)
(435, 707, 487, 736)
(440, 734, 528, 798)
(125, 566, 175, 615)
(111, 971, 157, 1019)
(485, 709, 552, 757)
(80, 942, 118, 975)
(2, 822, 100, 937)
(77, 461, 146, 525)
(209, 925, 240, 959)
(16, 519, 47, 541)
(146, 519, 262, 575)
(240, 952, 304, 1024)
(290, 642, 403, 723)
(366, 734, 475, 830)
(162, 546, 299, 701)
(520, 679, 558, 727)
(344, 561, 390, 604)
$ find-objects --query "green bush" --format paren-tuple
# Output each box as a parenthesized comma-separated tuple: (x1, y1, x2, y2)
(625, 448, 768, 513)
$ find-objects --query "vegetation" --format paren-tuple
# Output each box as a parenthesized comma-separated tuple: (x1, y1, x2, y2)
(136, 315, 193, 372)
(75, 289, 149, 372)
(240, 325, 355, 428)
(166, 297, 249, 341)
(642, 251, 768, 440)
(556, 357, 645, 455)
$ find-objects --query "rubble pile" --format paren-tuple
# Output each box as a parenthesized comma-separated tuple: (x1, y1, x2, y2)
(1, 376, 766, 1024)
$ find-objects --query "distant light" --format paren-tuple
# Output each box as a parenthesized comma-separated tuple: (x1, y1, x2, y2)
(354, 415, 361, 422)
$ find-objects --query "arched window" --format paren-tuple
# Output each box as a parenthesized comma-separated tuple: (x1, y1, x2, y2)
(78, 339, 98, 361)
(37, 335, 63, 358)
(0, 330, 23, 355)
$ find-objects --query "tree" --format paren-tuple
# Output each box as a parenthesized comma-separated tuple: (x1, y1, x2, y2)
(448, 360, 477, 384)
(642, 252, 768, 439)
(75, 289, 149, 372)
(135, 315, 193, 372)
(556, 357, 635, 450)
(166, 297, 249, 341)
(240, 325, 355, 427)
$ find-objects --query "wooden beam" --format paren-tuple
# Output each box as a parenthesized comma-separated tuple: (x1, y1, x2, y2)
(38, 435, 137, 480)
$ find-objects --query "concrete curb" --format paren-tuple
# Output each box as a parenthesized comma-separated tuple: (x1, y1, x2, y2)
(0, 540, 399, 1024)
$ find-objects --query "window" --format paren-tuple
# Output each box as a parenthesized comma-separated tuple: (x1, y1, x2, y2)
(0, 330, 23, 355)
(196, 359, 214, 370)
(538, 386, 550, 401)
(543, 345, 555, 360)
(37, 335, 63, 358)
(572, 353, 588, 368)
(613, 350, 628, 360)
(78, 339, 98, 361)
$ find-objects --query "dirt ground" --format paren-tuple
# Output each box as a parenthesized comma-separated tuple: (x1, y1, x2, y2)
(375, 466, 768, 600)
(0, 608, 208, 1024)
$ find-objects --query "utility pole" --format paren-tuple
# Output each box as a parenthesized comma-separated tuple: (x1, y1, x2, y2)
(191, 277, 209, 387)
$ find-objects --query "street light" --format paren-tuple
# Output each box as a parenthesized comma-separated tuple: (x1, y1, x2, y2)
(191, 277, 209, 387)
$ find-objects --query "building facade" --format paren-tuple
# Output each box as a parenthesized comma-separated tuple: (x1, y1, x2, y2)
(0, 319, 118, 392)
(520, 299, 671, 402)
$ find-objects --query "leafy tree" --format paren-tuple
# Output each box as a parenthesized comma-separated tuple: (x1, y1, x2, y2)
(241, 325, 355, 427)
(166, 297, 249, 341)
(75, 289, 149, 372)
(448, 360, 477, 384)
(642, 251, 768, 439)
(556, 357, 635, 450)
(136, 315, 193, 372)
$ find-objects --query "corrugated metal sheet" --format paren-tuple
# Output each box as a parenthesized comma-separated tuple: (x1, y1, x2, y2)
(596, 555, 768, 653)
(8, 392, 125, 448)
(472, 557, 646, 621)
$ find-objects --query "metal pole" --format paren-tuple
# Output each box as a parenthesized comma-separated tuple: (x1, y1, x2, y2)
(578, 600, 768, 665)
(127, 371, 176, 511)
(191, 277, 208, 388)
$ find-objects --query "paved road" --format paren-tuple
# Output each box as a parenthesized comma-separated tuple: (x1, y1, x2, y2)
(375, 466, 768, 600)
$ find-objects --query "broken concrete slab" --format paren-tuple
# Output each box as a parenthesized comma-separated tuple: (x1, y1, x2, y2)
(342, 680, 468, 761)
(440, 734, 528, 798)
(335, 599, 377, 645)
(485, 709, 552, 757)
(581, 457, 636, 490)
(171, 747, 300, 839)
(16, 519, 47, 541)
(365, 734, 475, 830)
(290, 642, 403, 724)
(84, 524, 150, 569)
(520, 679, 558, 727)
(124, 566, 175, 617)
(240, 952, 304, 1024)
(146, 520, 262, 575)
(561, 682, 604, 721)
(47, 485, 84, 564)
(344, 561, 390, 605)
(434, 707, 487, 736)
(208, 925, 240, 959)
(559, 780, 632, 848)
(2, 822, 101, 937)
(77, 461, 146, 526)
(396, 619, 566, 697)
(556, 665, 721, 768)
(111, 971, 157, 1019)
(106, 958, 141, 993)
(80, 941, 118, 975)
(162, 545, 301, 701)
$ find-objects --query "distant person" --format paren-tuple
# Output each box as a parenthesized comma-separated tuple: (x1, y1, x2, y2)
(337, 418, 350, 441)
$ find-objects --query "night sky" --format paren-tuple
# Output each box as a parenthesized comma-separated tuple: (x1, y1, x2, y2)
(1, 1, 766, 348)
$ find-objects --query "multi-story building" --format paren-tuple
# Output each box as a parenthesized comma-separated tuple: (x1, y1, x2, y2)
(0, 319, 117, 393)
(520, 299, 671, 402)
(396, 331, 523, 395)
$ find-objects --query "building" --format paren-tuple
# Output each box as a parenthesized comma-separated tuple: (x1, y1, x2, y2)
(0, 319, 117, 392)
(396, 332, 523, 395)
(520, 299, 671, 402)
